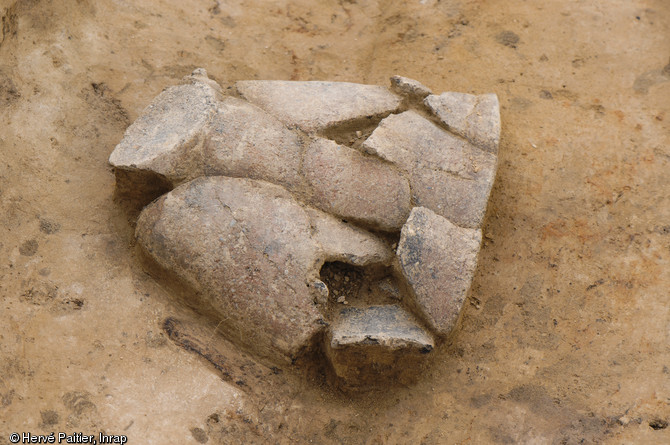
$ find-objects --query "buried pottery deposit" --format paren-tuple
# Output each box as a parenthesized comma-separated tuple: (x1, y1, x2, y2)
(109, 69, 500, 388)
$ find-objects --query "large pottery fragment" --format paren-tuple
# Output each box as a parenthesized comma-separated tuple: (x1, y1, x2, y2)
(325, 305, 434, 386)
(109, 71, 221, 188)
(363, 110, 497, 228)
(302, 137, 411, 231)
(397, 207, 482, 335)
(425, 92, 501, 154)
(135, 176, 324, 363)
(235, 80, 403, 133)
(110, 69, 501, 388)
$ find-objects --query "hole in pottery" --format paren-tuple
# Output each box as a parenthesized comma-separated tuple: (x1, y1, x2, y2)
(649, 419, 668, 430)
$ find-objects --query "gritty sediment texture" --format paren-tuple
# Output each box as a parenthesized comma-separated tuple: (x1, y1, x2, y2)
(5, 3, 666, 442)
(111, 70, 499, 386)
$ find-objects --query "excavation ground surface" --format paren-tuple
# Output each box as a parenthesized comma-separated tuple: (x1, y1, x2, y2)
(1, 0, 668, 443)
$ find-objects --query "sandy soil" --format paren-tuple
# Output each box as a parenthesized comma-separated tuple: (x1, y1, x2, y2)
(1, 0, 669, 443)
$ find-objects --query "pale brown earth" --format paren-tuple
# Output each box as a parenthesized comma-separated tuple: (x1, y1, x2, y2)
(1, 0, 669, 443)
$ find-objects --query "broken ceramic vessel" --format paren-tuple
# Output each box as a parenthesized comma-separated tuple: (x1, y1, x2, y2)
(110, 69, 500, 388)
